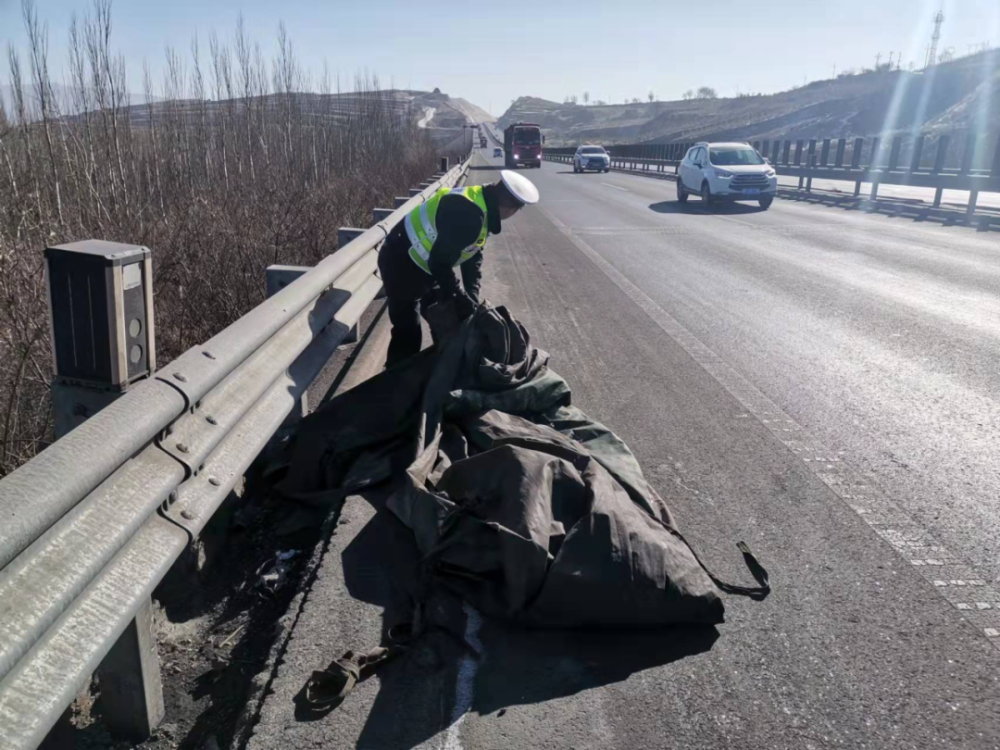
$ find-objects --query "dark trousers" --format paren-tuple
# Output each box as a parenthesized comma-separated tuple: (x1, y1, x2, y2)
(378, 247, 436, 367)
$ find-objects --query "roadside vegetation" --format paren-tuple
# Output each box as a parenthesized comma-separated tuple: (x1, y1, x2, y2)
(0, 0, 438, 475)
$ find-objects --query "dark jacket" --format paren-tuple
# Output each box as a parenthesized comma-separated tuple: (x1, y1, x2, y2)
(380, 184, 502, 301)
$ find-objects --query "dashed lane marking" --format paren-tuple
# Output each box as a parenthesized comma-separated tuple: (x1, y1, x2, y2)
(600, 183, 630, 192)
(541, 206, 1000, 651)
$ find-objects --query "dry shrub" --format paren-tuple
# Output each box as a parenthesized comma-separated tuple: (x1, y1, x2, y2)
(0, 1, 442, 474)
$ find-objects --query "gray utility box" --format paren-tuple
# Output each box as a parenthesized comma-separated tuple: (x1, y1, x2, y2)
(45, 240, 156, 390)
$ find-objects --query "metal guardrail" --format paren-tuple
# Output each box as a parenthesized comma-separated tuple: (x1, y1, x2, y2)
(0, 156, 471, 749)
(546, 132, 1000, 214)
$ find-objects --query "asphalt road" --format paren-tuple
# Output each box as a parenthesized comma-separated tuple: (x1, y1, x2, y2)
(246, 147, 1000, 750)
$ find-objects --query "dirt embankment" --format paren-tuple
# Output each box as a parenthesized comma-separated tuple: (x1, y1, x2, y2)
(499, 50, 1000, 148)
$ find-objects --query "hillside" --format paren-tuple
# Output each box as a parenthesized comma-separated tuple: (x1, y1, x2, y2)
(499, 51, 1000, 148)
(4, 86, 489, 151)
(448, 97, 495, 124)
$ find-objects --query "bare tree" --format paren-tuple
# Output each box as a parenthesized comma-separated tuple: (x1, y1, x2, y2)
(682, 89, 694, 100)
(22, 0, 63, 224)
(0, 8, 438, 474)
(696, 86, 717, 99)
(582, 91, 590, 105)
(648, 90, 655, 103)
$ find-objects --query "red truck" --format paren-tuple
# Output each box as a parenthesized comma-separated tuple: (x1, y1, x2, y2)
(503, 122, 543, 169)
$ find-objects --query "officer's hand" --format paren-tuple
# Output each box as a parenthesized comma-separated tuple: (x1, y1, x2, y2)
(454, 293, 477, 321)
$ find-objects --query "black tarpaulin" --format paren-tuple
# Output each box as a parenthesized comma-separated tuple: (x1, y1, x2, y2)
(278, 303, 767, 628)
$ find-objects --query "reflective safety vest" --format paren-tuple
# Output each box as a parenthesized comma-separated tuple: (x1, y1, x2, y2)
(404, 186, 488, 274)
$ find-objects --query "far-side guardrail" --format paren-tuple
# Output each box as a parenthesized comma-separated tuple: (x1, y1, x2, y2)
(546, 132, 1000, 215)
(0, 155, 471, 749)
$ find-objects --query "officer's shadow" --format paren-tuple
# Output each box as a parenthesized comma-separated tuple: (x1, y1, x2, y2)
(339, 490, 719, 750)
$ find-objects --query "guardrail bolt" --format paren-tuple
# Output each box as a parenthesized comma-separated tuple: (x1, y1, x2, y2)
(173, 372, 187, 383)
(206, 415, 218, 425)
(209, 477, 221, 487)
(180, 510, 194, 520)
(176, 443, 190, 454)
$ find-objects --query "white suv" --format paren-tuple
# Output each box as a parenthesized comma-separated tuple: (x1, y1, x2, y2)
(573, 145, 610, 173)
(677, 142, 777, 209)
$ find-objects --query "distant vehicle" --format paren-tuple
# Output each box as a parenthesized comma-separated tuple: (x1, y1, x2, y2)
(573, 145, 610, 173)
(493, 147, 503, 158)
(503, 122, 543, 168)
(677, 142, 776, 209)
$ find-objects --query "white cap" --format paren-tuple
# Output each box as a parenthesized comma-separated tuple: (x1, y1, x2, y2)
(499, 170, 540, 206)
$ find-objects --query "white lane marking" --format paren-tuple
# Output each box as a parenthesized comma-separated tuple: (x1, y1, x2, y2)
(442, 603, 484, 750)
(541, 207, 1000, 651)
(600, 183, 630, 192)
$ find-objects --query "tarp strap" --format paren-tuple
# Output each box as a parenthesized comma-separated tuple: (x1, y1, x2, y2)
(668, 522, 771, 600)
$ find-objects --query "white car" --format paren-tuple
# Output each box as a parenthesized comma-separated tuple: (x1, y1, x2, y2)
(677, 142, 777, 209)
(573, 145, 610, 173)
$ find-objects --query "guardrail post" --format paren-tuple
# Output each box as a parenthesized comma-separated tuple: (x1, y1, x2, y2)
(932, 135, 950, 174)
(265, 263, 315, 419)
(967, 190, 979, 217)
(834, 138, 846, 168)
(782, 140, 791, 165)
(440, 156, 449, 172)
(805, 141, 817, 192)
(867, 138, 882, 201)
(991, 134, 1000, 178)
(45, 240, 156, 440)
(98, 599, 165, 742)
(265, 264, 311, 298)
(771, 140, 781, 165)
(932, 135, 949, 206)
(336, 227, 367, 343)
(959, 132, 976, 176)
(338, 227, 365, 249)
(394, 196, 408, 208)
(888, 136, 902, 171)
(371, 209, 392, 300)
(820, 139, 831, 168)
(910, 135, 925, 173)
(850, 138, 864, 169)
(408, 188, 422, 197)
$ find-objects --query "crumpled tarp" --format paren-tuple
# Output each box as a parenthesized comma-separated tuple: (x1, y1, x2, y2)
(279, 303, 745, 627)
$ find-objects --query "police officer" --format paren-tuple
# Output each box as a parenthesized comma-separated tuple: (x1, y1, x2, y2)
(377, 170, 539, 366)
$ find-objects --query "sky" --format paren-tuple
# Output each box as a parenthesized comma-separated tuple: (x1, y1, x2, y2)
(1, 0, 999, 116)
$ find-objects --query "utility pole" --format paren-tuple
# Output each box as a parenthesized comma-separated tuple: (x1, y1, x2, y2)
(875, 52, 882, 69)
